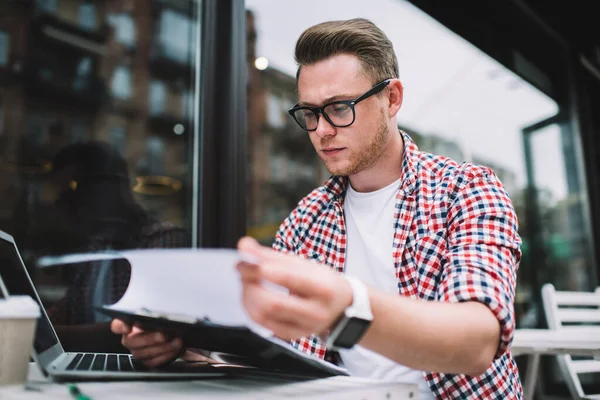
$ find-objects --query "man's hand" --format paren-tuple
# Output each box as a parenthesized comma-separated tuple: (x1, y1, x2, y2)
(236, 236, 353, 341)
(110, 320, 220, 369)
(111, 319, 184, 368)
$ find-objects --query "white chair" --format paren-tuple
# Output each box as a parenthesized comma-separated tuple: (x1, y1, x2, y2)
(541, 283, 600, 399)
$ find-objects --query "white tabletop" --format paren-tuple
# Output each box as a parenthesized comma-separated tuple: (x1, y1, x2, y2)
(511, 328, 600, 357)
(0, 363, 418, 400)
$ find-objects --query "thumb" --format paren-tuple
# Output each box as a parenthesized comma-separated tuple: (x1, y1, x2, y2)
(111, 319, 131, 335)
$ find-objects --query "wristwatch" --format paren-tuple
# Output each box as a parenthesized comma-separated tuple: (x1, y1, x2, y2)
(325, 275, 373, 350)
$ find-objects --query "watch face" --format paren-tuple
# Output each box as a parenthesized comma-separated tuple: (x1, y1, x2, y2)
(334, 318, 371, 348)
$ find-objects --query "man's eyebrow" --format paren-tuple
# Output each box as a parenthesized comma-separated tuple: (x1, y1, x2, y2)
(297, 93, 357, 107)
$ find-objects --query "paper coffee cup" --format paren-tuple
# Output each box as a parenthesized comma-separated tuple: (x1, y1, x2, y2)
(0, 295, 40, 387)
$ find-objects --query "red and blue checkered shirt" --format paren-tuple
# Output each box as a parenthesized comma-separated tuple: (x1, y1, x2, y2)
(273, 132, 523, 399)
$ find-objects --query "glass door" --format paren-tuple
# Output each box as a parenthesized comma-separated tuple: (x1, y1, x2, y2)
(519, 114, 596, 327)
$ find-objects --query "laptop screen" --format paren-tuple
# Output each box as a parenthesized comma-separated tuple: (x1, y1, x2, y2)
(0, 238, 59, 353)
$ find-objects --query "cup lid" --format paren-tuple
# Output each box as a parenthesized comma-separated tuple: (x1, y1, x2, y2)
(0, 295, 40, 319)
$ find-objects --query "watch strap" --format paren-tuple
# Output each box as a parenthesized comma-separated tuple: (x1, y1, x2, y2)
(343, 275, 373, 320)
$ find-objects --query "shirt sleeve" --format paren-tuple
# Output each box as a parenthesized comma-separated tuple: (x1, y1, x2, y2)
(438, 170, 522, 358)
(272, 203, 304, 253)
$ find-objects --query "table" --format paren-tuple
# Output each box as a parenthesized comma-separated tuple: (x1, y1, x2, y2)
(0, 363, 418, 399)
(512, 328, 600, 399)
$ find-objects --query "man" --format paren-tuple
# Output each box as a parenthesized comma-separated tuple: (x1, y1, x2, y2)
(112, 18, 522, 399)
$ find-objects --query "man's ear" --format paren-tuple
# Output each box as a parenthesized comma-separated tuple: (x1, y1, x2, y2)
(387, 79, 403, 117)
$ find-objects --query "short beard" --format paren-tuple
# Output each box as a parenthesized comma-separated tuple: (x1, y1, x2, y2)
(326, 110, 390, 176)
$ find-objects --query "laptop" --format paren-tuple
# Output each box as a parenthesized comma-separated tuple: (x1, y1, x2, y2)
(0, 229, 231, 381)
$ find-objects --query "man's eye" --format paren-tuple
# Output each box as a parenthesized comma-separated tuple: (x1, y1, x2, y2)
(302, 111, 317, 120)
(330, 104, 350, 113)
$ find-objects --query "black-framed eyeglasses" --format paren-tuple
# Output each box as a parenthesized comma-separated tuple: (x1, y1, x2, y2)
(288, 79, 392, 132)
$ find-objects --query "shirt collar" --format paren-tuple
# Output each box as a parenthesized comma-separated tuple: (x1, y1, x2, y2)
(323, 131, 418, 200)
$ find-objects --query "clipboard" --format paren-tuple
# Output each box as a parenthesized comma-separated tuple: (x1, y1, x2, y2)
(42, 248, 347, 378)
(97, 306, 348, 378)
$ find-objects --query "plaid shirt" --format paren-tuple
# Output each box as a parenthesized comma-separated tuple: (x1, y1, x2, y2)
(273, 132, 522, 399)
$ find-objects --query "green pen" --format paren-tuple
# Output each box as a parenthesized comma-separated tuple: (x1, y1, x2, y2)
(68, 384, 92, 400)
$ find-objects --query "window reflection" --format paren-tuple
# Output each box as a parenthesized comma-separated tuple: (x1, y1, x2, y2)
(69, 119, 88, 144)
(38, 0, 58, 14)
(109, 126, 126, 152)
(110, 66, 132, 99)
(149, 80, 167, 115)
(73, 57, 93, 91)
(156, 10, 195, 64)
(78, 2, 97, 31)
(0, 0, 198, 351)
(142, 136, 165, 176)
(107, 13, 135, 47)
(0, 31, 8, 66)
(0, 102, 4, 136)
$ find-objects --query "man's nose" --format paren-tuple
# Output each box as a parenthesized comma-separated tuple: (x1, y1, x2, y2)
(313, 114, 336, 138)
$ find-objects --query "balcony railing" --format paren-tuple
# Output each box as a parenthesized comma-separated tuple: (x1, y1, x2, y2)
(32, 13, 110, 54)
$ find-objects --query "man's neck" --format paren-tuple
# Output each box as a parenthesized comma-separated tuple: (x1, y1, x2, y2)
(348, 130, 404, 193)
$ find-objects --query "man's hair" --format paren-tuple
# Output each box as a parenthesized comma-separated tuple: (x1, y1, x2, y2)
(294, 18, 399, 84)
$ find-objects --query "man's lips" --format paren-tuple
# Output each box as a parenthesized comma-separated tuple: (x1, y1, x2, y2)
(322, 147, 345, 155)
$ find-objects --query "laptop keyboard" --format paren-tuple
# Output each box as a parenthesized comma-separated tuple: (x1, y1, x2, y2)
(65, 353, 147, 372)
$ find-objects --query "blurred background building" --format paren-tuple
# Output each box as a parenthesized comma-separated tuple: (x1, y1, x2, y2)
(0, 0, 599, 397)
(0, 0, 197, 305)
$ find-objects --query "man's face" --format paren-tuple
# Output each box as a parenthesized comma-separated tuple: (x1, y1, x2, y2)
(296, 54, 391, 176)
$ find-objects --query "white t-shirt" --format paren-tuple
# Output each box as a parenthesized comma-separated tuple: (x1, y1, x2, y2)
(340, 179, 434, 400)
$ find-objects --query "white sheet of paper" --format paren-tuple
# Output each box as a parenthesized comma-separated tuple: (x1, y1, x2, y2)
(40, 249, 263, 328)
(118, 249, 252, 326)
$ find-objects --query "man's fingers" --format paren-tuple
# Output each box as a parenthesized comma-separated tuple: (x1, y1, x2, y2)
(111, 319, 131, 335)
(236, 261, 261, 283)
(237, 236, 278, 262)
(260, 260, 333, 300)
(242, 282, 329, 334)
(131, 325, 145, 335)
(123, 330, 168, 351)
(132, 338, 183, 363)
(237, 238, 333, 299)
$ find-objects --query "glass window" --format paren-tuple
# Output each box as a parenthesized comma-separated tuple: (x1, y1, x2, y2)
(69, 120, 87, 143)
(73, 57, 92, 91)
(0, 102, 3, 136)
(0, 31, 8, 66)
(26, 112, 46, 147)
(147, 136, 164, 175)
(157, 10, 195, 64)
(78, 2, 96, 31)
(149, 80, 167, 115)
(268, 155, 285, 182)
(266, 93, 283, 128)
(109, 126, 126, 152)
(0, 0, 201, 340)
(108, 13, 136, 47)
(110, 66, 132, 99)
(38, 0, 57, 14)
